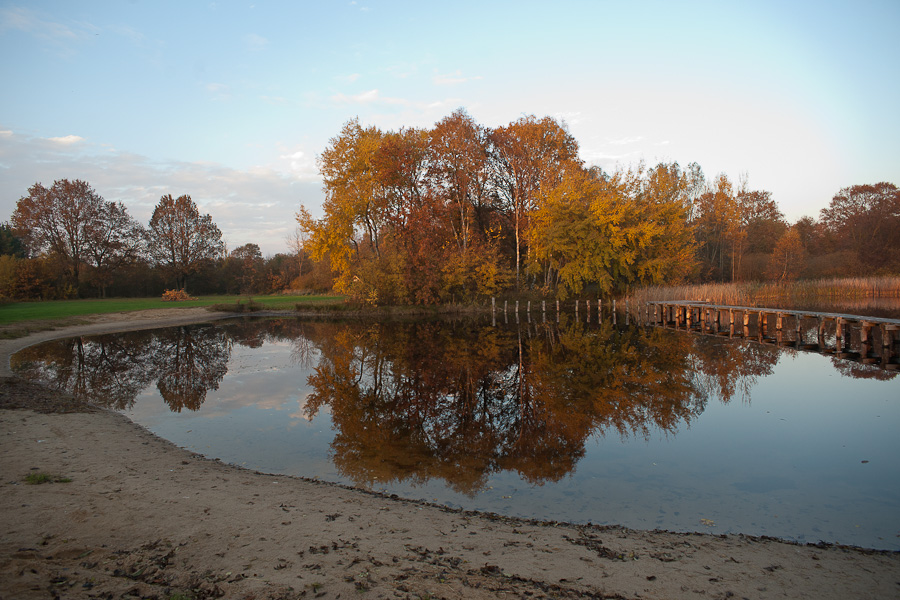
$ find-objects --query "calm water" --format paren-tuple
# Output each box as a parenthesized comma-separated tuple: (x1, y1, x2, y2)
(12, 316, 900, 550)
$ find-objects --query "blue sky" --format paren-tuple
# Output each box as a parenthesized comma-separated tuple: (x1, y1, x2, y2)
(1, 0, 898, 255)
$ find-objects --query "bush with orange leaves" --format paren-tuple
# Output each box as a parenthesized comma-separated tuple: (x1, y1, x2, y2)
(161, 289, 197, 302)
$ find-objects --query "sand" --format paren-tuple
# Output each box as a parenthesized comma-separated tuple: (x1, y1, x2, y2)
(1, 309, 898, 599)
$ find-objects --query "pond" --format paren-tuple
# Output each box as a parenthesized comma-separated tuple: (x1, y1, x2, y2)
(12, 315, 900, 550)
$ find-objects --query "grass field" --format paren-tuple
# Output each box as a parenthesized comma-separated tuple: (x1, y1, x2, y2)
(0, 295, 345, 326)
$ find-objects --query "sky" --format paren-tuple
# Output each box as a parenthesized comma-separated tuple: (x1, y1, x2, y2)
(1, 0, 898, 256)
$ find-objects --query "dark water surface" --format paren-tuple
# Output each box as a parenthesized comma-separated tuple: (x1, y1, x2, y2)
(12, 316, 900, 550)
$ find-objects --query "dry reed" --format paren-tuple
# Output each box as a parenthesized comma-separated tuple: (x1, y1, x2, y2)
(625, 277, 900, 318)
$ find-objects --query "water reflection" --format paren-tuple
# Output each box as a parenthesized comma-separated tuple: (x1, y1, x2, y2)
(15, 316, 834, 494)
(13, 316, 900, 549)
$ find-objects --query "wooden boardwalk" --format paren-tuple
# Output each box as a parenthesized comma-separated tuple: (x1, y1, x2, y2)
(645, 300, 900, 371)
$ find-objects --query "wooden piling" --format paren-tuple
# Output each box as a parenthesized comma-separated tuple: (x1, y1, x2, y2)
(645, 300, 900, 371)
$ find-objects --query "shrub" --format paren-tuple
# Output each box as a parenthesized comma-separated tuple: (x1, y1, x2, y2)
(209, 298, 263, 312)
(161, 289, 197, 302)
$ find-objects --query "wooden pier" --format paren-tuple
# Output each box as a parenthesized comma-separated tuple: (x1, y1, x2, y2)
(645, 301, 900, 371)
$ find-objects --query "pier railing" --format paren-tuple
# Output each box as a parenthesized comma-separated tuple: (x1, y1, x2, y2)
(646, 300, 900, 371)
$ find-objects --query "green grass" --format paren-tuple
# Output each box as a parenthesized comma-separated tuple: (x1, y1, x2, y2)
(0, 294, 346, 326)
(25, 472, 72, 485)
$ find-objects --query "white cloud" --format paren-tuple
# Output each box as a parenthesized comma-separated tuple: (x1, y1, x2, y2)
(276, 147, 316, 179)
(0, 130, 322, 255)
(46, 135, 85, 145)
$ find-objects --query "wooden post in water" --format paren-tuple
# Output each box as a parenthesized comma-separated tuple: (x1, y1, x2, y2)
(861, 321, 873, 358)
(817, 316, 825, 349)
(835, 317, 843, 353)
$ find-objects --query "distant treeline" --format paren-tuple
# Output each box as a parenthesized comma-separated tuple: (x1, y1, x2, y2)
(2, 109, 898, 302)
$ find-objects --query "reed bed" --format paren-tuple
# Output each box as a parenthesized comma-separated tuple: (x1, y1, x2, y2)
(625, 277, 900, 318)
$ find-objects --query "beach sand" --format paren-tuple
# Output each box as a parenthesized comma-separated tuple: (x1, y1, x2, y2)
(1, 309, 898, 599)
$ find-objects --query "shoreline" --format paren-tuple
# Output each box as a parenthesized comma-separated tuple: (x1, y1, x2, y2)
(1, 309, 898, 599)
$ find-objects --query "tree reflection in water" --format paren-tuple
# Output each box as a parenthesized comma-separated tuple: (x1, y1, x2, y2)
(13, 325, 234, 411)
(13, 316, 824, 494)
(300, 315, 781, 495)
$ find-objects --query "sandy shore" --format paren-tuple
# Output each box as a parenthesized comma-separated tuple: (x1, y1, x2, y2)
(1, 309, 898, 599)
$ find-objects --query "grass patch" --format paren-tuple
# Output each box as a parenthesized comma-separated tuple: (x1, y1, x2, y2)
(0, 295, 346, 326)
(25, 472, 72, 485)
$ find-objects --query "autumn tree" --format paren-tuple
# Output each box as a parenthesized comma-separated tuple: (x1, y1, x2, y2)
(225, 243, 264, 294)
(11, 179, 105, 291)
(626, 162, 700, 287)
(490, 115, 581, 289)
(527, 163, 698, 298)
(766, 228, 806, 281)
(692, 174, 743, 281)
(147, 194, 224, 291)
(819, 182, 900, 272)
(84, 201, 145, 297)
(735, 187, 786, 280)
(527, 168, 623, 297)
(429, 108, 493, 252)
(11, 179, 146, 296)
